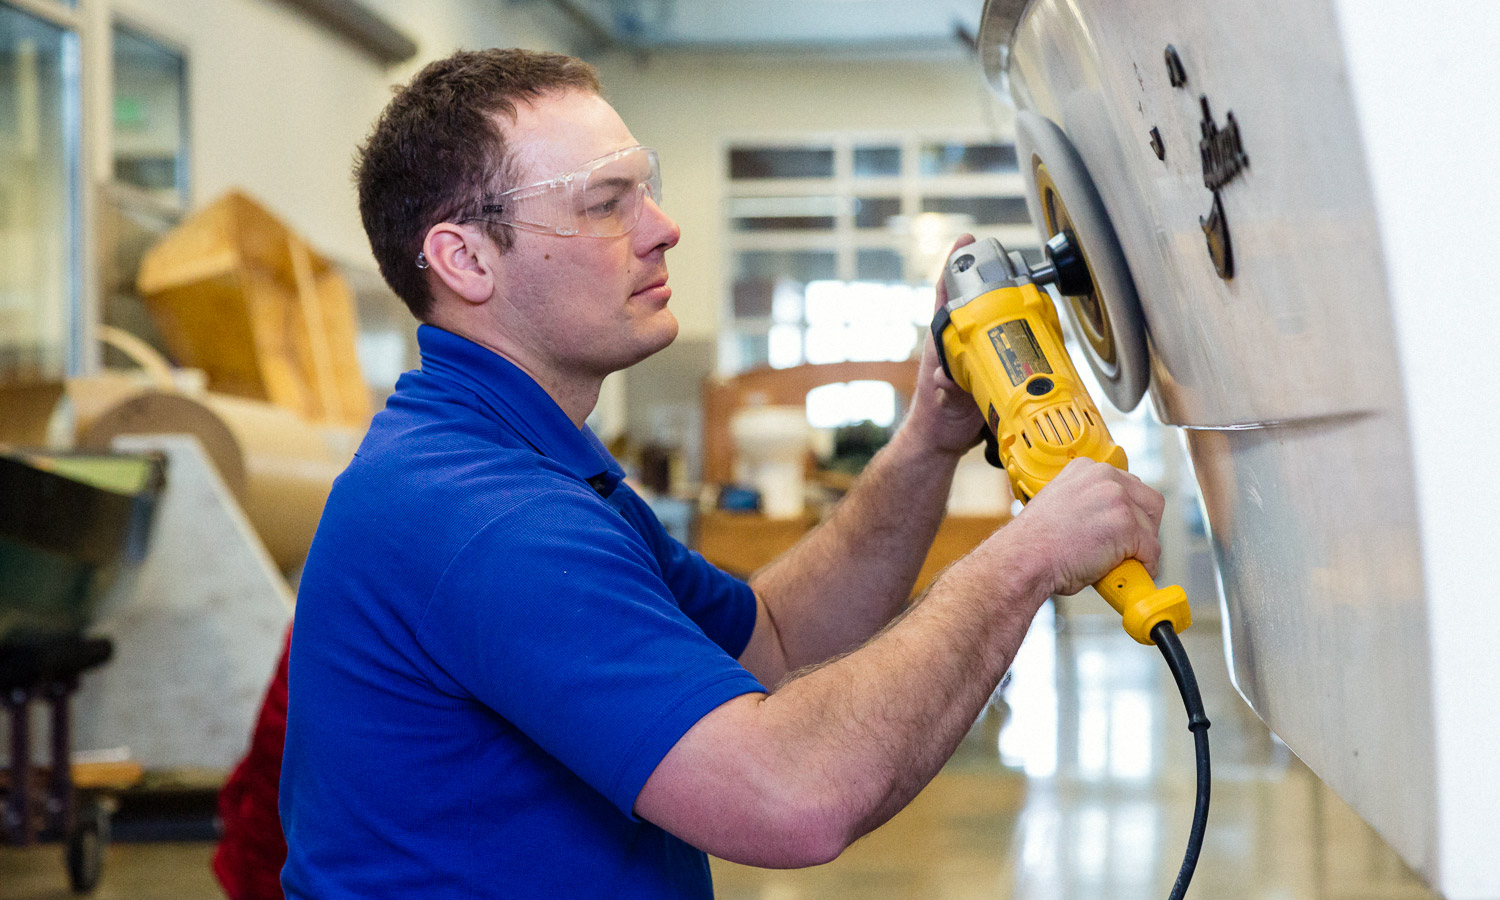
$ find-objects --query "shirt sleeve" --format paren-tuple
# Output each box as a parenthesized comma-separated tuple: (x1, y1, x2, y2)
(414, 484, 766, 818)
(605, 483, 759, 658)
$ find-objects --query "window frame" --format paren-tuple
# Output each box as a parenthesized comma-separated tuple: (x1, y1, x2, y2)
(109, 14, 191, 210)
(718, 130, 1040, 375)
(1, 0, 191, 379)
(2, 0, 93, 377)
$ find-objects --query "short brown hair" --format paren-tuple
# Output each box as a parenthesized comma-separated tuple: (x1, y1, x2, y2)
(355, 49, 601, 319)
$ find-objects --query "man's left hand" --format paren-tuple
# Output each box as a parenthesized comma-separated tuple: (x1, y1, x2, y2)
(901, 234, 986, 457)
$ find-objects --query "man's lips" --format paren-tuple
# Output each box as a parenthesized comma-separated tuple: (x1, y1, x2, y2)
(633, 275, 671, 299)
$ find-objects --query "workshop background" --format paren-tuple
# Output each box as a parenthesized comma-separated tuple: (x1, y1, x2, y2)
(0, 0, 1453, 898)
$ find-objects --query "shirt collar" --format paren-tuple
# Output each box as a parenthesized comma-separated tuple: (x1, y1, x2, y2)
(415, 324, 624, 497)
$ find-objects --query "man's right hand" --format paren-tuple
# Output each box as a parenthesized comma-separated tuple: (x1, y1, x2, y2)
(989, 457, 1167, 597)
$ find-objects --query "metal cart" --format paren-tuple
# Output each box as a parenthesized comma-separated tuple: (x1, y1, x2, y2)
(0, 450, 166, 892)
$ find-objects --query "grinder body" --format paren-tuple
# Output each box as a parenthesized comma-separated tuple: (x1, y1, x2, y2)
(934, 238, 1190, 644)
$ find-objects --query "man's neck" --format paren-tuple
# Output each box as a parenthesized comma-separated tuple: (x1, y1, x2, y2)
(429, 320, 599, 428)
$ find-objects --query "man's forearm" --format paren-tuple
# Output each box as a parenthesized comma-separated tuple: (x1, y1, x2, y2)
(748, 423, 967, 676)
(758, 550, 1045, 840)
(640, 457, 1168, 868)
(640, 535, 1051, 868)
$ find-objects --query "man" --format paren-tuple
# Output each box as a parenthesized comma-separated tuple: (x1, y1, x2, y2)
(280, 48, 1165, 899)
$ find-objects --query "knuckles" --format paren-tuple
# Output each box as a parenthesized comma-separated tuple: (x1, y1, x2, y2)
(1011, 457, 1171, 595)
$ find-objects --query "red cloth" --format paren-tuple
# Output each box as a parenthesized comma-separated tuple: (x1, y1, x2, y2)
(213, 626, 291, 900)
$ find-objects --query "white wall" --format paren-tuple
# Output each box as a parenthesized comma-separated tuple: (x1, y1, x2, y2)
(597, 51, 1015, 341)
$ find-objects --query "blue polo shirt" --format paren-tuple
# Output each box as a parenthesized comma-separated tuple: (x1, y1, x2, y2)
(280, 325, 764, 899)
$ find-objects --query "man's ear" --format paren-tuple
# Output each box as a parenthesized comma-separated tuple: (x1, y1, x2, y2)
(422, 224, 494, 306)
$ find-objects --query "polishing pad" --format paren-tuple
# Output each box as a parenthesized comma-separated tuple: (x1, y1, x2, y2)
(1016, 110, 1150, 412)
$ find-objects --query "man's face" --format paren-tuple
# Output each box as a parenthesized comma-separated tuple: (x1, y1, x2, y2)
(481, 90, 682, 383)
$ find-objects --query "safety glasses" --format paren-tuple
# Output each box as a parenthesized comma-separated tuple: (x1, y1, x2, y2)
(474, 145, 662, 238)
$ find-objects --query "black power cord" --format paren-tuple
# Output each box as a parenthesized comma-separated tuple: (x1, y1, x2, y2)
(1150, 621, 1212, 900)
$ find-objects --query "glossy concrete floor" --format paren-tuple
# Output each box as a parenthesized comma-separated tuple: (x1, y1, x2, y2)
(1, 605, 1437, 900)
(712, 602, 1438, 900)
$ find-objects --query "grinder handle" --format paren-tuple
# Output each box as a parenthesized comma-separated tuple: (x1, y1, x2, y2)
(1094, 559, 1192, 645)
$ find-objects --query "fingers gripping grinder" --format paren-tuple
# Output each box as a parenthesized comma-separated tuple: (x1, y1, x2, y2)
(932, 234, 1191, 644)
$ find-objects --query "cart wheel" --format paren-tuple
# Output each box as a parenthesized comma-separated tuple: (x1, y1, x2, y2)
(65, 798, 109, 893)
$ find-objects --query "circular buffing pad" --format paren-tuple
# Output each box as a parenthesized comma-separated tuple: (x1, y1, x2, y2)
(1016, 110, 1149, 412)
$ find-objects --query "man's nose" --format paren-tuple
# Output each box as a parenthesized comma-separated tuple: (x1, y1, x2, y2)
(636, 196, 680, 253)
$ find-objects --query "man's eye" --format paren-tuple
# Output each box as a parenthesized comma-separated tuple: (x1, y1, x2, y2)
(586, 197, 621, 218)
(582, 183, 634, 220)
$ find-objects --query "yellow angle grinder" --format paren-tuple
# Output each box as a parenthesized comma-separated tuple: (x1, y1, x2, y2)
(933, 234, 1190, 646)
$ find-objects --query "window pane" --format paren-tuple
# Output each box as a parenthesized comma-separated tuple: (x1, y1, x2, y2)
(854, 145, 900, 177)
(770, 281, 802, 324)
(732, 214, 835, 233)
(733, 251, 835, 325)
(854, 196, 901, 230)
(113, 25, 187, 204)
(856, 249, 904, 282)
(767, 324, 802, 369)
(807, 381, 898, 429)
(731, 276, 812, 324)
(804, 281, 859, 327)
(99, 187, 179, 370)
(805, 322, 918, 365)
(736, 250, 837, 283)
(921, 195, 1032, 226)
(0, 7, 75, 379)
(920, 142, 1018, 176)
(729, 195, 841, 232)
(732, 278, 773, 319)
(729, 147, 833, 179)
(735, 332, 770, 370)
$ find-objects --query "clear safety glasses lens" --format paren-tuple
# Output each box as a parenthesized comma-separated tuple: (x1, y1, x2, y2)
(484, 146, 662, 238)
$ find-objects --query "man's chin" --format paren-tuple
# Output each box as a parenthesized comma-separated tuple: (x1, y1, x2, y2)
(641, 311, 680, 357)
(608, 313, 678, 373)
(656, 312, 680, 349)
